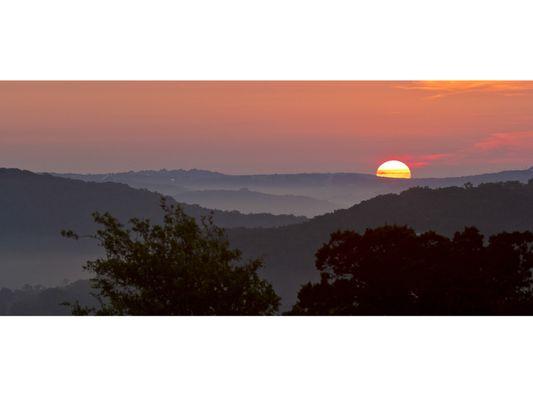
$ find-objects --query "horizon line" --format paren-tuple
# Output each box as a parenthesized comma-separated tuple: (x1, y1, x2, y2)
(0, 165, 530, 180)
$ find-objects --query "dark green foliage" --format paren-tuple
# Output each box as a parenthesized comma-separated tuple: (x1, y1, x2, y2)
(290, 226, 533, 315)
(0, 168, 304, 293)
(63, 200, 280, 315)
(229, 180, 533, 308)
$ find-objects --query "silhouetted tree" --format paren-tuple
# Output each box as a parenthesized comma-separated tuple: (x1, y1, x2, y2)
(62, 199, 280, 315)
(290, 226, 533, 315)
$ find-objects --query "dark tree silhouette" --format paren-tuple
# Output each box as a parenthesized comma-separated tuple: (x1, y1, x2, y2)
(289, 226, 533, 315)
(62, 200, 280, 315)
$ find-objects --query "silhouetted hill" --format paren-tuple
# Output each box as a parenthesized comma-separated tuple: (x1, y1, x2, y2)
(227, 181, 533, 308)
(0, 169, 305, 287)
(173, 188, 339, 217)
(4, 180, 533, 314)
(4, 168, 533, 310)
(0, 169, 305, 235)
(417, 167, 533, 187)
(57, 167, 533, 211)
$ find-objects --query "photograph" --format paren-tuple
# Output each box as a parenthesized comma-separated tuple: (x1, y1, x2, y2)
(2, 1, 533, 398)
(1, 81, 532, 316)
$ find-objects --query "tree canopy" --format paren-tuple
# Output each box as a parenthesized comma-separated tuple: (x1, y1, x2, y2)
(290, 225, 533, 315)
(63, 200, 280, 315)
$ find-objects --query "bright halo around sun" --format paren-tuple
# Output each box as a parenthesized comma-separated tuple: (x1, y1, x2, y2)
(376, 160, 412, 179)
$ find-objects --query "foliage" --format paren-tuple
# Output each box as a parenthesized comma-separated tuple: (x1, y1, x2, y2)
(62, 199, 280, 315)
(289, 225, 533, 315)
(229, 180, 533, 306)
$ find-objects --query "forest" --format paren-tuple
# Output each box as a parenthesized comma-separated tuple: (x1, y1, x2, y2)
(2, 180, 533, 315)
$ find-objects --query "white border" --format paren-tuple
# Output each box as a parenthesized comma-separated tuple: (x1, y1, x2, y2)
(1, 0, 533, 79)
(2, 1, 533, 399)
(2, 317, 533, 400)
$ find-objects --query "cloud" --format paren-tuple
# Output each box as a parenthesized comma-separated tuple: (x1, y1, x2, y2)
(406, 131, 533, 170)
(395, 81, 532, 99)
(472, 131, 533, 160)
(408, 153, 453, 167)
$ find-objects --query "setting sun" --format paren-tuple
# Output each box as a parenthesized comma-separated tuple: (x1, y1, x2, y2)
(376, 160, 412, 179)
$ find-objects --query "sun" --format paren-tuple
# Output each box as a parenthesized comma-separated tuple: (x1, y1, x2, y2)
(376, 160, 412, 179)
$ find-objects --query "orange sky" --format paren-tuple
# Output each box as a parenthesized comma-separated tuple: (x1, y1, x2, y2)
(0, 81, 532, 177)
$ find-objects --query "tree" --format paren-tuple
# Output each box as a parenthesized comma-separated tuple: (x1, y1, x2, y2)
(289, 225, 533, 315)
(62, 199, 280, 315)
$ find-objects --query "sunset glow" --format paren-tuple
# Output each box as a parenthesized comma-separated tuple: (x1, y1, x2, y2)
(376, 160, 412, 179)
(0, 81, 532, 176)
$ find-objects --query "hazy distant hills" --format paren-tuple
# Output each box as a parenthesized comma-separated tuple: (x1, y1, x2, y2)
(0, 169, 305, 287)
(57, 166, 533, 215)
(0, 169, 305, 234)
(228, 181, 533, 307)
(3, 167, 533, 310)
(3, 175, 533, 311)
(172, 188, 339, 216)
(414, 167, 533, 187)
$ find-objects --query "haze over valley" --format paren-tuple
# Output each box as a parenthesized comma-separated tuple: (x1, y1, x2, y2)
(2, 81, 533, 315)
(56, 166, 533, 217)
(1, 166, 533, 312)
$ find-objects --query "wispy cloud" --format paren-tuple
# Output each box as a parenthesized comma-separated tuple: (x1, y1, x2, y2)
(406, 131, 533, 169)
(408, 153, 453, 168)
(395, 81, 532, 99)
(472, 131, 533, 161)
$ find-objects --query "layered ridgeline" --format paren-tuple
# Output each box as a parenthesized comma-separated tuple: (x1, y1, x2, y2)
(3, 168, 533, 311)
(227, 180, 533, 308)
(57, 167, 533, 216)
(57, 169, 345, 217)
(0, 169, 305, 288)
(172, 188, 337, 217)
(0, 169, 306, 233)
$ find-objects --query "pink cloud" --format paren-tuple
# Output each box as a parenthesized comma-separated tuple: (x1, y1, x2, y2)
(403, 132, 533, 172)
(473, 131, 533, 153)
(408, 153, 453, 168)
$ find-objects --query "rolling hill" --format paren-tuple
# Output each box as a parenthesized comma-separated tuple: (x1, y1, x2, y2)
(0, 169, 305, 234)
(57, 166, 533, 213)
(227, 180, 533, 308)
(172, 188, 339, 217)
(3, 168, 533, 311)
(0, 169, 305, 288)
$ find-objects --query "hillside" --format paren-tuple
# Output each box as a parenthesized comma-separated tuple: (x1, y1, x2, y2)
(227, 181, 533, 308)
(3, 169, 533, 310)
(173, 188, 339, 217)
(57, 166, 533, 212)
(0, 169, 305, 287)
(0, 169, 306, 235)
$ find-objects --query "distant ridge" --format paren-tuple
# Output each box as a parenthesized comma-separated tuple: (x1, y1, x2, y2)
(55, 165, 533, 182)
(2, 168, 533, 307)
(172, 188, 339, 217)
(227, 180, 533, 308)
(0, 168, 306, 233)
(0, 168, 306, 287)
(55, 166, 533, 214)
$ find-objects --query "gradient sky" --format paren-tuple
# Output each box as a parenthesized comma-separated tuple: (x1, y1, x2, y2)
(0, 81, 532, 177)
